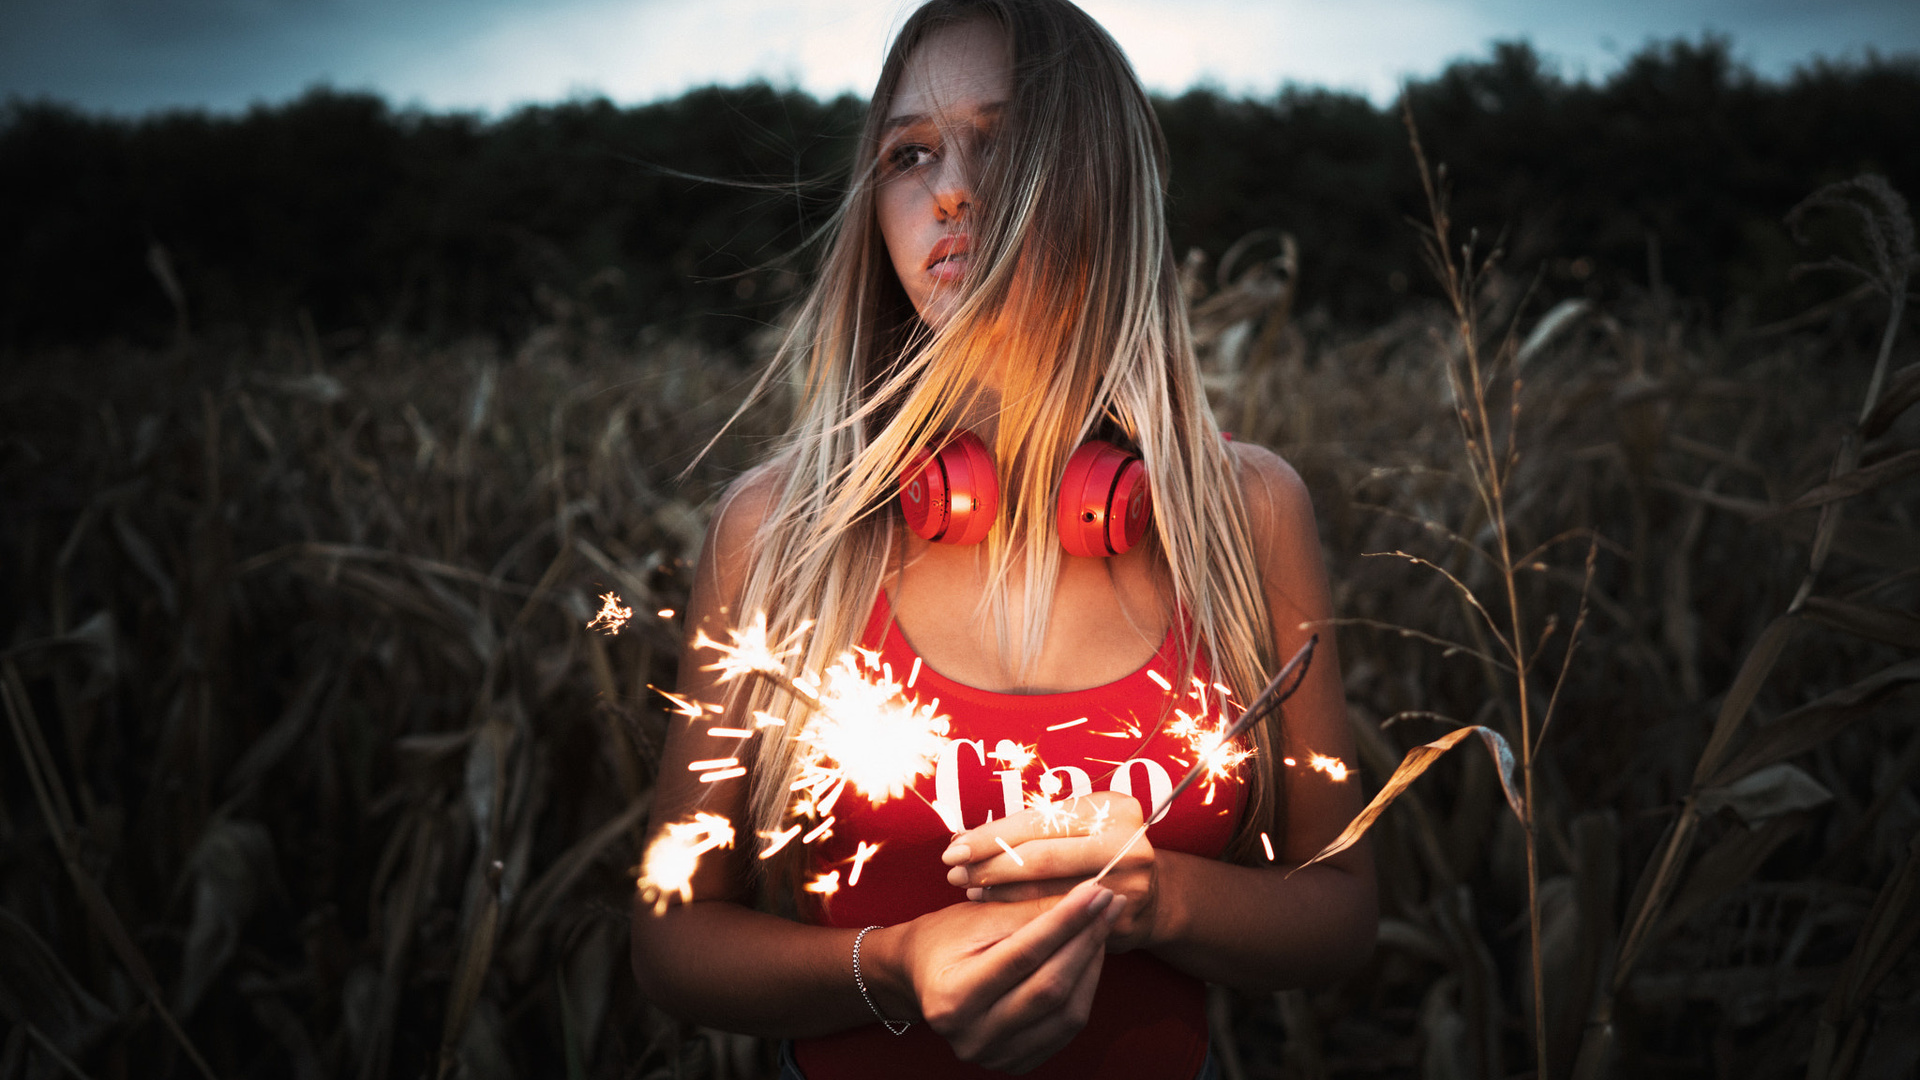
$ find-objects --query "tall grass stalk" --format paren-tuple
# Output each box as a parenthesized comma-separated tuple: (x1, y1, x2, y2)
(1399, 100, 1587, 1080)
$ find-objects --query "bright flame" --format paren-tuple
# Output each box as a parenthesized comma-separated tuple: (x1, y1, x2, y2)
(588, 592, 634, 635)
(805, 870, 841, 897)
(637, 812, 735, 916)
(1166, 696, 1254, 806)
(787, 652, 952, 806)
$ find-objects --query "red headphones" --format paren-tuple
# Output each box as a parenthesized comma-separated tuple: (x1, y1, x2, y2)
(898, 430, 1152, 558)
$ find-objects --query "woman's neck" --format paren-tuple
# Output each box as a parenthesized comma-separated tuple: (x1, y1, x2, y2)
(949, 380, 1004, 443)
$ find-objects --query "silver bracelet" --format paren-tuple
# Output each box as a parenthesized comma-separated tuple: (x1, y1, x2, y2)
(853, 925, 911, 1034)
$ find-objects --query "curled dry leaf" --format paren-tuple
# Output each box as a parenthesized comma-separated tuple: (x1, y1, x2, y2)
(1293, 725, 1523, 875)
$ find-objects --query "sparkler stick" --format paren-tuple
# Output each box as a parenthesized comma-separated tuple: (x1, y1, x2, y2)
(1090, 635, 1318, 884)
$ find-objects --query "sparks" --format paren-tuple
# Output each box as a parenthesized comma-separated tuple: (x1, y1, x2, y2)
(848, 841, 881, 886)
(697, 767, 746, 783)
(1145, 669, 1173, 692)
(990, 739, 1036, 772)
(758, 824, 802, 859)
(657, 608, 676, 619)
(1167, 694, 1255, 807)
(1261, 832, 1276, 861)
(1028, 791, 1075, 833)
(588, 592, 634, 635)
(637, 812, 735, 916)
(994, 836, 1026, 866)
(1087, 800, 1112, 838)
(1046, 716, 1089, 731)
(671, 614, 960, 897)
(656, 689, 705, 720)
(1308, 753, 1350, 782)
(693, 612, 813, 685)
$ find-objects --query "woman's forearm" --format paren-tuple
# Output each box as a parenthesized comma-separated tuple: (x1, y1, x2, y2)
(1145, 850, 1377, 991)
(630, 897, 918, 1038)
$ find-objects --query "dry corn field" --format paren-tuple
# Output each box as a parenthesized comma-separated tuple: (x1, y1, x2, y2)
(3, 176, 1918, 1080)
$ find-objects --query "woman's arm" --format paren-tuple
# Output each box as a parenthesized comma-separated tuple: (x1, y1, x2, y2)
(630, 465, 1127, 1069)
(941, 443, 1377, 991)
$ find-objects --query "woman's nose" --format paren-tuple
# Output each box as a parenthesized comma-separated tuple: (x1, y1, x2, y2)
(931, 147, 973, 222)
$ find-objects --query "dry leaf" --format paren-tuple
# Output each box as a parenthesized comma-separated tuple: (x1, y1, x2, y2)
(1294, 725, 1523, 875)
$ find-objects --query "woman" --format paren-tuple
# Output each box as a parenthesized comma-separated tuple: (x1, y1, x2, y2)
(630, 1, 1375, 1076)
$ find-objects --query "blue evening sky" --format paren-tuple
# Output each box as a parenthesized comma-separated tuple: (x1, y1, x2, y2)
(3, 0, 1915, 116)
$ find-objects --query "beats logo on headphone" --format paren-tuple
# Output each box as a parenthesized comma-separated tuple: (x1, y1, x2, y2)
(898, 430, 1152, 557)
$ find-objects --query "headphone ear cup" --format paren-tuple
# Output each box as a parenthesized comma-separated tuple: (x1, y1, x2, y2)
(900, 430, 999, 545)
(1057, 440, 1151, 557)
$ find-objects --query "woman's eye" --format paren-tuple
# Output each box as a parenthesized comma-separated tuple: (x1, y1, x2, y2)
(886, 143, 934, 174)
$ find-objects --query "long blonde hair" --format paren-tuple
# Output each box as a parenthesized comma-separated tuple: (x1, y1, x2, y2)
(716, 0, 1282, 896)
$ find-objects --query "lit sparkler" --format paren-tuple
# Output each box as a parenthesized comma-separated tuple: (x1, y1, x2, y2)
(588, 591, 634, 635)
(1092, 636, 1320, 884)
(635, 613, 954, 907)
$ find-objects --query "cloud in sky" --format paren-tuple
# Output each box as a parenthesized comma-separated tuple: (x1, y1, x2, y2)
(2, 0, 1915, 115)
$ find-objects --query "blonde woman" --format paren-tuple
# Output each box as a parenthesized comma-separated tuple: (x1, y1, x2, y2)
(630, 1, 1375, 1075)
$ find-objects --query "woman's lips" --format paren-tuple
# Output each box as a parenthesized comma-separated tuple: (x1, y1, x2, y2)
(925, 235, 970, 281)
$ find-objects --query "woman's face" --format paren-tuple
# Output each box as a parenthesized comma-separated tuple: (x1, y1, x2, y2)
(874, 19, 1012, 333)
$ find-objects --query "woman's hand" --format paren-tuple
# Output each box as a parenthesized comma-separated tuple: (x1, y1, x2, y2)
(879, 878, 1126, 1073)
(940, 792, 1159, 953)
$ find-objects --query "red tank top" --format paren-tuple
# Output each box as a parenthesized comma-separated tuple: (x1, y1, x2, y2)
(793, 591, 1246, 1080)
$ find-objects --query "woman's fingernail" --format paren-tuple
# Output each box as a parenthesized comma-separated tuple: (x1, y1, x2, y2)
(1105, 895, 1128, 923)
(967, 887, 984, 901)
(940, 844, 970, 865)
(946, 866, 968, 887)
(1087, 888, 1115, 915)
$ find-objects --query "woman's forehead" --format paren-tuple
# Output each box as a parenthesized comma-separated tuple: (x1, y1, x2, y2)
(888, 19, 1012, 125)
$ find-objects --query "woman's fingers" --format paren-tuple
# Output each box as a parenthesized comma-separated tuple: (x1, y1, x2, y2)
(966, 896, 1126, 1073)
(966, 877, 1079, 903)
(941, 794, 1142, 868)
(947, 836, 1109, 887)
(959, 879, 1112, 1007)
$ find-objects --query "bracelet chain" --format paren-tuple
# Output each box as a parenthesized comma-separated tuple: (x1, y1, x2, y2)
(853, 925, 911, 1035)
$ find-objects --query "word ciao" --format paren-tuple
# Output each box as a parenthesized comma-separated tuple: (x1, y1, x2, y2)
(929, 737, 1173, 832)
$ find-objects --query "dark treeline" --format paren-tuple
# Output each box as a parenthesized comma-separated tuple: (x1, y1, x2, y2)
(3, 37, 1916, 352)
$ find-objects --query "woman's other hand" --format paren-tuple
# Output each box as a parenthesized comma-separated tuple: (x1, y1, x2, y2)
(939, 792, 1159, 952)
(874, 878, 1125, 1073)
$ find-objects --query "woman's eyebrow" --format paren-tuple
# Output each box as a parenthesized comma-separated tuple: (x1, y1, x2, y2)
(883, 102, 1005, 133)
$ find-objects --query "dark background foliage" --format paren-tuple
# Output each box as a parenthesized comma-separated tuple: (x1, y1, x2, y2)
(3, 31, 1919, 1080)
(4, 38, 1916, 353)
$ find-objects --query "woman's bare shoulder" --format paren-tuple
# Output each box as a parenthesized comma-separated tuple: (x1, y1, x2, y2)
(1226, 440, 1314, 543)
(696, 454, 793, 605)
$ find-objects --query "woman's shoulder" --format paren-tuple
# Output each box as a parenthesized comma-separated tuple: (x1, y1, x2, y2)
(1224, 439, 1314, 542)
(696, 453, 794, 601)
